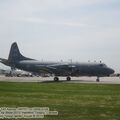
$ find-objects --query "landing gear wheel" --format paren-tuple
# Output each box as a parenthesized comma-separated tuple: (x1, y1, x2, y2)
(54, 77, 59, 82)
(66, 76, 71, 81)
(96, 77, 100, 82)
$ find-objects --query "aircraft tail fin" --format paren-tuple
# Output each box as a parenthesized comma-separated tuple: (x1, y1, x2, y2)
(8, 42, 33, 64)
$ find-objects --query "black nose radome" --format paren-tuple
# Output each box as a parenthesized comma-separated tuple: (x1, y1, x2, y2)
(109, 68, 115, 74)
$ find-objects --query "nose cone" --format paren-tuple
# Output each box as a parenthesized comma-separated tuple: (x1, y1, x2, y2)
(109, 68, 115, 74)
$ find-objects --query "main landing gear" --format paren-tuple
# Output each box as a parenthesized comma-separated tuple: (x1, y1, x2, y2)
(54, 76, 71, 82)
(66, 76, 71, 81)
(96, 77, 100, 82)
(54, 77, 59, 82)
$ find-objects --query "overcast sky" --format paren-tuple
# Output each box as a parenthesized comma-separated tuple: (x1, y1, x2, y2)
(0, 0, 120, 72)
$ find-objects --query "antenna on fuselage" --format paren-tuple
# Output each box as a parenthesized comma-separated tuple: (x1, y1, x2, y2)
(60, 60, 63, 63)
(68, 59, 72, 64)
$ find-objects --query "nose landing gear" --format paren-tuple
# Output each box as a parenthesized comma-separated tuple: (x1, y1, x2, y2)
(96, 77, 100, 82)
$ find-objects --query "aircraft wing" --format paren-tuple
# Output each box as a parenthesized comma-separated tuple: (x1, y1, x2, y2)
(35, 63, 78, 75)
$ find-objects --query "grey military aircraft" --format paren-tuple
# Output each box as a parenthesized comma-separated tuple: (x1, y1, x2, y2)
(0, 42, 114, 82)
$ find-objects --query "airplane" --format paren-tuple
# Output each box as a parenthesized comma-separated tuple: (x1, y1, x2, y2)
(0, 42, 114, 82)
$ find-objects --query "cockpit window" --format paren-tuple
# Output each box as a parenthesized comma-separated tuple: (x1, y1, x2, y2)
(99, 64, 107, 67)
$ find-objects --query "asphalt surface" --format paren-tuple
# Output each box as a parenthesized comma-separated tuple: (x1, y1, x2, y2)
(0, 75, 120, 84)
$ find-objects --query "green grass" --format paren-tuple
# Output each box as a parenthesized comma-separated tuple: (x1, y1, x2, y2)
(0, 82, 120, 120)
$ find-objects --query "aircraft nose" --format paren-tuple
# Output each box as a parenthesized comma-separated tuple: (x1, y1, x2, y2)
(109, 68, 115, 74)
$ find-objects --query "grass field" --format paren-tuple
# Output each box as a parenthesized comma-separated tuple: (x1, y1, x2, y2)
(0, 82, 120, 120)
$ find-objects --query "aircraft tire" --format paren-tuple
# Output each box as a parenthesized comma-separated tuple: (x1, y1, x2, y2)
(67, 76, 71, 81)
(96, 77, 100, 82)
(54, 77, 59, 82)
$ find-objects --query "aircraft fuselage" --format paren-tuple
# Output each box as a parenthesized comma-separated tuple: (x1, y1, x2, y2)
(14, 60, 114, 77)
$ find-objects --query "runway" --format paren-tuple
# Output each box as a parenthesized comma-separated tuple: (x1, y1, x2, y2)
(0, 75, 120, 84)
